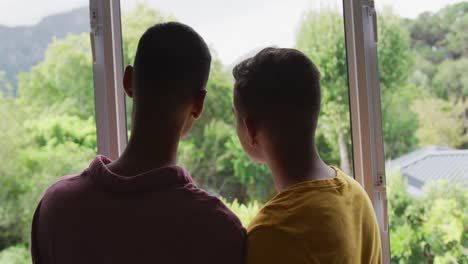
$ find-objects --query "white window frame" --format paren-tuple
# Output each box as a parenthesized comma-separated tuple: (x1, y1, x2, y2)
(89, 0, 127, 160)
(343, 0, 390, 262)
(90, 0, 391, 262)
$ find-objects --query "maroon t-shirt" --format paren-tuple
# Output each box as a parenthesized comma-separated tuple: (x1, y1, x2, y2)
(31, 155, 245, 264)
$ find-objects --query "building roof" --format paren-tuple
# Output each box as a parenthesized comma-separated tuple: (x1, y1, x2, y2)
(389, 146, 468, 195)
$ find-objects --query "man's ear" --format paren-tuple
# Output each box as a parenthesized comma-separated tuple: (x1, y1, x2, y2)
(123, 65, 133, 98)
(191, 89, 207, 119)
(244, 118, 258, 147)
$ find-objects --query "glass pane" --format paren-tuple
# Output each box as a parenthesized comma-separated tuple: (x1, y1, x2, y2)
(376, 1, 468, 262)
(0, 1, 95, 259)
(120, 0, 352, 225)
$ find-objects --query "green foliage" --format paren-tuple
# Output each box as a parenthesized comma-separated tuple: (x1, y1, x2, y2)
(0, 71, 13, 97)
(297, 9, 417, 162)
(179, 120, 238, 196)
(378, 9, 414, 91)
(432, 58, 468, 103)
(387, 170, 468, 263)
(225, 136, 273, 202)
(224, 199, 261, 227)
(1, 2, 467, 261)
(381, 83, 421, 158)
(0, 245, 31, 264)
(377, 11, 420, 159)
(408, 2, 468, 64)
(408, 3, 468, 148)
(411, 97, 468, 148)
(17, 34, 94, 118)
(296, 9, 351, 170)
(190, 58, 234, 136)
(0, 103, 96, 248)
(25, 113, 96, 150)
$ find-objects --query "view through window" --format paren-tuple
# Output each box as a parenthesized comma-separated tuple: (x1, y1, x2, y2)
(0, 0, 466, 263)
(0, 2, 97, 263)
(380, 2, 468, 263)
(120, 0, 354, 210)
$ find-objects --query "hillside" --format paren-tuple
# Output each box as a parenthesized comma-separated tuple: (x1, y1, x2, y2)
(0, 7, 89, 95)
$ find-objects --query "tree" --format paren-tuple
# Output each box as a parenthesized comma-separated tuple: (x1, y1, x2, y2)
(407, 2, 468, 64)
(296, 9, 416, 166)
(0, 71, 13, 97)
(432, 59, 468, 104)
(296, 9, 351, 172)
(387, 170, 468, 263)
(17, 34, 94, 118)
(381, 83, 421, 158)
(412, 97, 468, 148)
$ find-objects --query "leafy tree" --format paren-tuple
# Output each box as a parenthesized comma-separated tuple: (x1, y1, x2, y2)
(0, 245, 31, 264)
(17, 34, 94, 118)
(296, 9, 351, 172)
(0, 97, 30, 249)
(378, 9, 419, 159)
(0, 72, 13, 97)
(178, 120, 242, 199)
(446, 10, 468, 59)
(411, 97, 468, 148)
(296, 9, 416, 165)
(381, 83, 421, 158)
(407, 2, 468, 64)
(224, 136, 274, 202)
(432, 58, 468, 104)
(189, 58, 235, 138)
(0, 96, 96, 249)
(387, 170, 468, 263)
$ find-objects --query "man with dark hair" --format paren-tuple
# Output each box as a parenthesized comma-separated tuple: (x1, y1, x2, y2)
(232, 47, 382, 263)
(31, 22, 245, 264)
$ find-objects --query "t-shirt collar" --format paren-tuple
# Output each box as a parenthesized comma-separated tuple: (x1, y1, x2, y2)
(88, 155, 195, 192)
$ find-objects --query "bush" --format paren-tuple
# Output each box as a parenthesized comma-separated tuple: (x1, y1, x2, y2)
(224, 199, 261, 227)
(0, 245, 31, 264)
(387, 170, 468, 263)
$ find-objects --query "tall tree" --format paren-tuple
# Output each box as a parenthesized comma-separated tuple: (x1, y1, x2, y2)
(412, 97, 468, 148)
(17, 34, 94, 118)
(296, 10, 351, 172)
(296, 9, 415, 167)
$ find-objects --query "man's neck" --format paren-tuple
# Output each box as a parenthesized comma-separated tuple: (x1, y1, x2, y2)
(266, 143, 336, 192)
(106, 123, 181, 177)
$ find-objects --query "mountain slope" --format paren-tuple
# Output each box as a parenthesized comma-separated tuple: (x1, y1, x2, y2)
(0, 7, 89, 95)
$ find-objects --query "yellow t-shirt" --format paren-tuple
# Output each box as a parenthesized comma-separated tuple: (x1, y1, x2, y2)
(246, 167, 382, 264)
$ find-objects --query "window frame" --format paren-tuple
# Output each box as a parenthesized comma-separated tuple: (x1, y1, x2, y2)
(91, 0, 391, 262)
(343, 0, 390, 262)
(90, 0, 127, 160)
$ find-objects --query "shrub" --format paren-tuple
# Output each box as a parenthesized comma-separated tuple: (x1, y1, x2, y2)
(0, 245, 31, 264)
(224, 199, 261, 227)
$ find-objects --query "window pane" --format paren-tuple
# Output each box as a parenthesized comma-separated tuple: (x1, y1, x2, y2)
(0, 1, 95, 258)
(377, 1, 468, 262)
(120, 0, 352, 224)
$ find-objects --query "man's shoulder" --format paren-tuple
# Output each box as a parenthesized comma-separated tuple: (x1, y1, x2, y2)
(40, 170, 91, 206)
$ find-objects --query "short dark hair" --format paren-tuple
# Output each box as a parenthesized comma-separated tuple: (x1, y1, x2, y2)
(233, 47, 321, 127)
(133, 22, 211, 98)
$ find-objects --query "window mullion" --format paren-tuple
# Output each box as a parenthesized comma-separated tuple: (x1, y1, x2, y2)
(90, 0, 127, 160)
(343, 0, 390, 262)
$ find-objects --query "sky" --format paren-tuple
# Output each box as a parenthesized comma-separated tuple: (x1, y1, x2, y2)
(0, 0, 465, 64)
